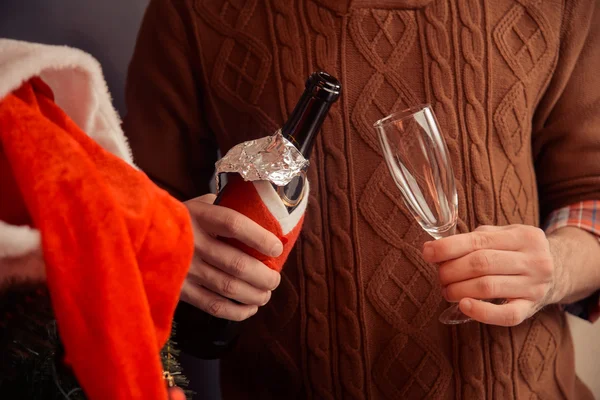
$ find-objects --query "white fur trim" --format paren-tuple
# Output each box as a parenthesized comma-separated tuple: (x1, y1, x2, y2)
(253, 180, 309, 235)
(0, 39, 134, 262)
(0, 221, 41, 258)
(0, 39, 132, 164)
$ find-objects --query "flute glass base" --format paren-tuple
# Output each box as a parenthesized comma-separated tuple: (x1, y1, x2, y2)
(439, 304, 472, 324)
(439, 298, 508, 325)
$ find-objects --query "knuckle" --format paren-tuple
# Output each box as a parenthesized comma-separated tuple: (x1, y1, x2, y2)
(438, 267, 450, 285)
(198, 266, 212, 284)
(471, 252, 491, 274)
(187, 269, 205, 286)
(257, 233, 272, 253)
(522, 226, 545, 243)
(475, 225, 493, 232)
(503, 307, 524, 326)
(189, 260, 209, 283)
(478, 277, 495, 297)
(206, 298, 226, 318)
(427, 242, 441, 259)
(471, 233, 492, 250)
(221, 277, 237, 296)
(223, 213, 244, 236)
(229, 255, 247, 277)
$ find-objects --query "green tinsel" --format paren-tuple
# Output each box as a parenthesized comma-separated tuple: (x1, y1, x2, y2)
(0, 287, 193, 399)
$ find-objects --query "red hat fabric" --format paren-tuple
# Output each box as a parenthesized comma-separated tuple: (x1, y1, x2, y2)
(0, 40, 193, 400)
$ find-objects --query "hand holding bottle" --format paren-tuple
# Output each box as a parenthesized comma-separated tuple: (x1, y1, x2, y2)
(181, 194, 283, 322)
(174, 72, 341, 360)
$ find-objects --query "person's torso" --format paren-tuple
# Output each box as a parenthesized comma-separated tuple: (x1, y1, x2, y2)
(187, 0, 591, 398)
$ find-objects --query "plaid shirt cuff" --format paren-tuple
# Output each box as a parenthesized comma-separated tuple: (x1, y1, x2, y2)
(545, 200, 600, 323)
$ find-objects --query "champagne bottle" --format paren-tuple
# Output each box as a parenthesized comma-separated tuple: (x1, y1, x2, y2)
(173, 71, 341, 360)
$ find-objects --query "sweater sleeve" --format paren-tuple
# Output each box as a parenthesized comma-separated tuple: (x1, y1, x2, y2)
(545, 201, 600, 322)
(122, 0, 217, 200)
(532, 0, 600, 220)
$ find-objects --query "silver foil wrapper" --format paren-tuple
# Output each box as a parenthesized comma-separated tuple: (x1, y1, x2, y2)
(214, 130, 308, 192)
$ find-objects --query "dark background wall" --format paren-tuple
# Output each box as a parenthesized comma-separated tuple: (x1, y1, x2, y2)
(0, 0, 147, 116)
(0, 1, 221, 398)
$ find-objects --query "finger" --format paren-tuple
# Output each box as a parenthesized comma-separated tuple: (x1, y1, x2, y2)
(423, 229, 522, 263)
(197, 232, 281, 291)
(444, 275, 546, 302)
(188, 257, 272, 306)
(180, 281, 259, 321)
(474, 225, 509, 232)
(187, 199, 283, 257)
(459, 298, 534, 326)
(168, 387, 186, 400)
(477, 225, 548, 250)
(196, 193, 217, 204)
(438, 250, 527, 286)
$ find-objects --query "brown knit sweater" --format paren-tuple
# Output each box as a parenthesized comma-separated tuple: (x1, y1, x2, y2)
(123, 0, 600, 398)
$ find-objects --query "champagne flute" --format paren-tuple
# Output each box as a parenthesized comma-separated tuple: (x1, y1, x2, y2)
(374, 104, 469, 324)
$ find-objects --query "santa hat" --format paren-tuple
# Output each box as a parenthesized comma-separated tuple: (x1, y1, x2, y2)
(0, 39, 193, 400)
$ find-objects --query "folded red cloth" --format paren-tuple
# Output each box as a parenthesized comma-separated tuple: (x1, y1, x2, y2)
(0, 78, 193, 400)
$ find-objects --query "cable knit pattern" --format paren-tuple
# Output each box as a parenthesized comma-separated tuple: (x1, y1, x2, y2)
(420, 0, 469, 235)
(492, 0, 555, 228)
(491, 2, 562, 398)
(194, 0, 279, 136)
(486, 327, 515, 400)
(124, 0, 599, 398)
(349, 6, 455, 398)
(420, 5, 490, 396)
(266, 0, 306, 117)
(451, 0, 494, 397)
(295, 158, 334, 399)
(350, 9, 419, 156)
(270, 1, 337, 398)
(306, 3, 367, 398)
(456, 0, 495, 227)
(265, 2, 328, 398)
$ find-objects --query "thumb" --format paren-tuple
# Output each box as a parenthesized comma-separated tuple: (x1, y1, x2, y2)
(189, 193, 217, 205)
(199, 193, 217, 204)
